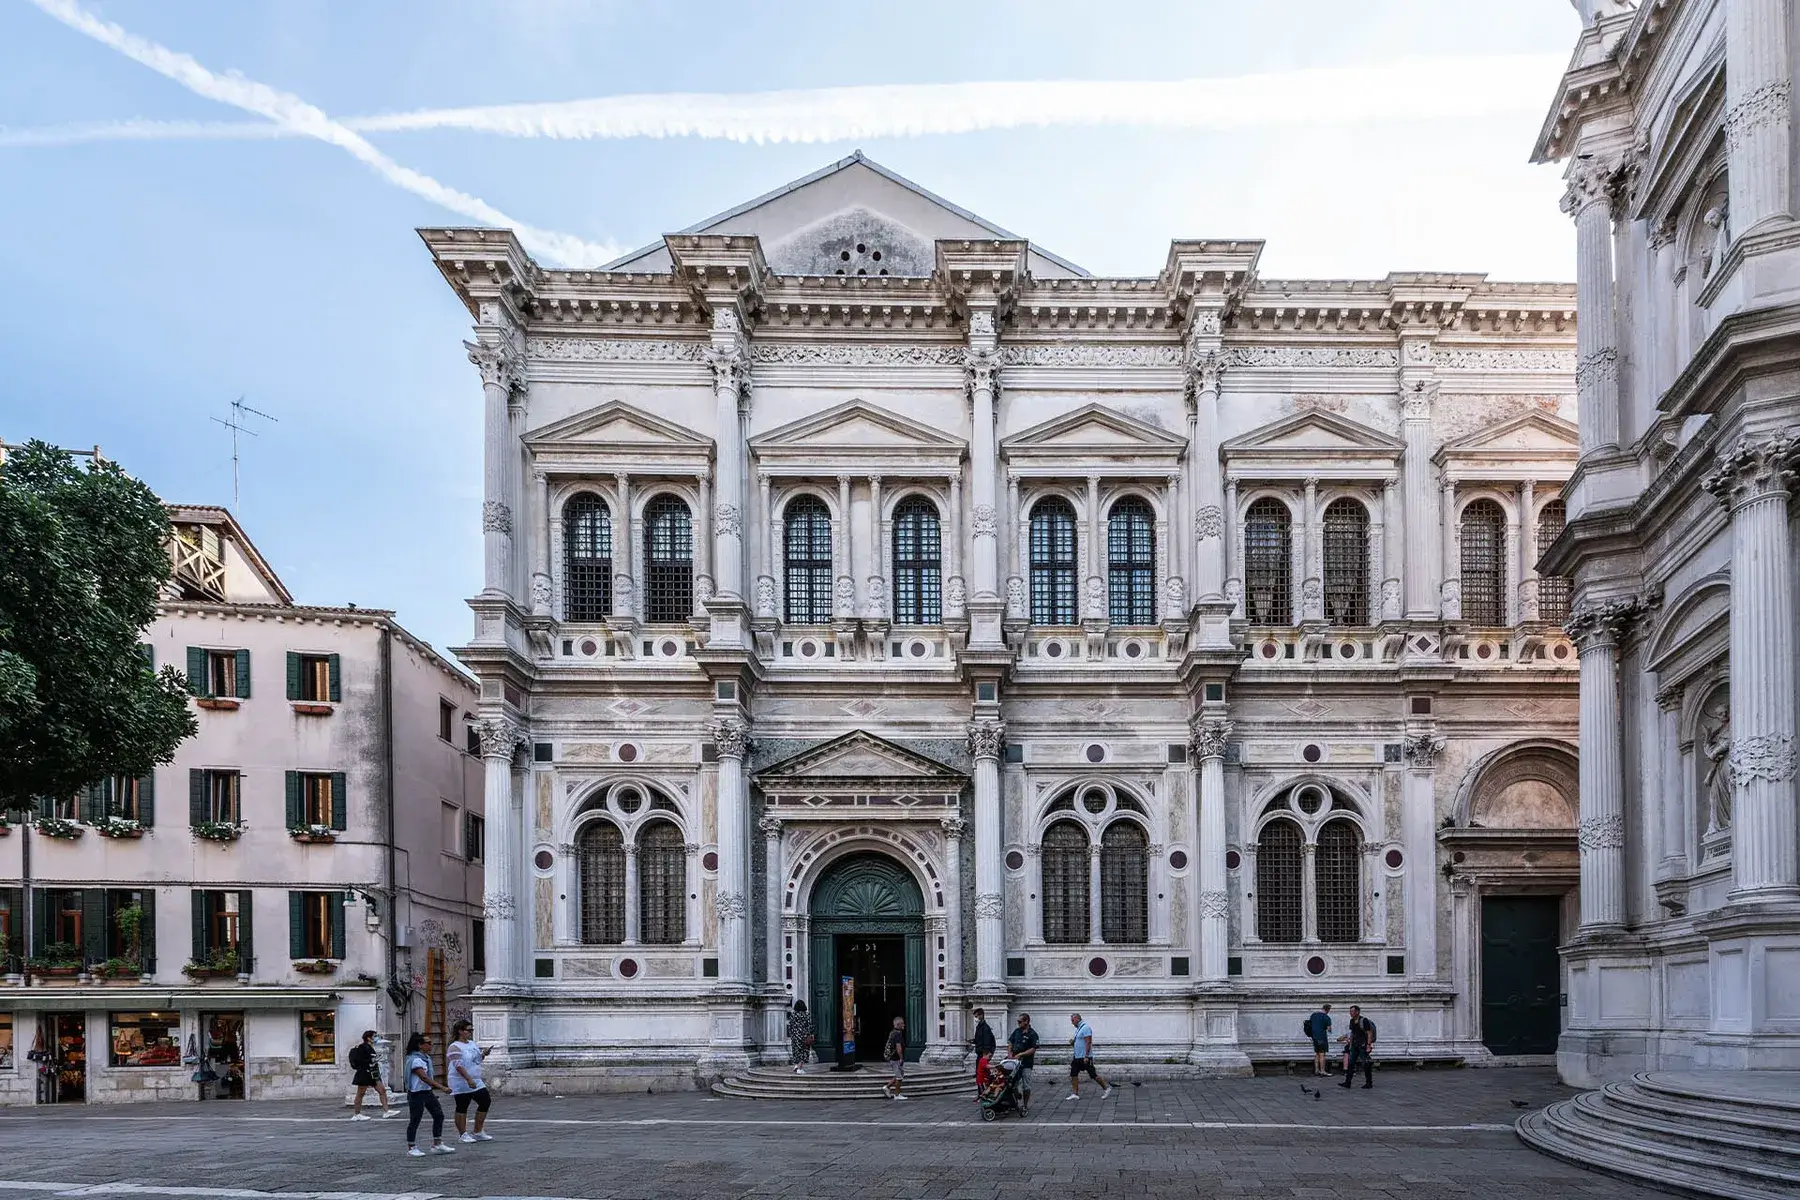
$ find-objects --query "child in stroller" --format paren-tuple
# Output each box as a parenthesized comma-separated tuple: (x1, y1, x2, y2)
(978, 1057, 1028, 1120)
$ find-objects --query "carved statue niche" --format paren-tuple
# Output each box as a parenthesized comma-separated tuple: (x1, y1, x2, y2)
(1698, 686, 1731, 835)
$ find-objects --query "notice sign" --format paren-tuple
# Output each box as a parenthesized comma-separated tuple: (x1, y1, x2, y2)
(840, 975, 856, 1058)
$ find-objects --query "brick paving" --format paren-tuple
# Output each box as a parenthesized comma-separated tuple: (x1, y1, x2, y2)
(0, 1067, 1667, 1199)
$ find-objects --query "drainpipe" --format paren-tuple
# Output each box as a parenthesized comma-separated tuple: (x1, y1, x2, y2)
(381, 625, 401, 1009)
(19, 821, 31, 986)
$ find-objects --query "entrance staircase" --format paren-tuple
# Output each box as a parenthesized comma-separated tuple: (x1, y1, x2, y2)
(1516, 1071, 1800, 1199)
(712, 1062, 968, 1100)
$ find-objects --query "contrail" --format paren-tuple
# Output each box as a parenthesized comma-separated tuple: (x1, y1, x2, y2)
(22, 0, 619, 266)
(2, 53, 1564, 150)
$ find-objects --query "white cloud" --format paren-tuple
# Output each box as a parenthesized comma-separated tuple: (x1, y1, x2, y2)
(22, 0, 619, 265)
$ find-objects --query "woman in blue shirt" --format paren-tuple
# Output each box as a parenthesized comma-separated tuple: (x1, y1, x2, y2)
(402, 1032, 455, 1157)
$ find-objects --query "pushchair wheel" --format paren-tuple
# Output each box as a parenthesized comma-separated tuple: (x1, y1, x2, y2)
(980, 1105, 997, 1121)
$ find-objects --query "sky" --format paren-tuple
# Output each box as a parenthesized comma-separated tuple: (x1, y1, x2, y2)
(0, 0, 1585, 659)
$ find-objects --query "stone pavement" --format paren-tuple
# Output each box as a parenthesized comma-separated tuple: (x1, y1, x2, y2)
(0, 1067, 1669, 1200)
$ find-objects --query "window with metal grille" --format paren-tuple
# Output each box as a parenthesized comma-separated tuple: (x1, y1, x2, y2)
(784, 496, 834, 624)
(577, 821, 626, 944)
(1536, 499, 1571, 622)
(1459, 498, 1507, 626)
(562, 492, 613, 621)
(1315, 818, 1362, 943)
(643, 495, 693, 623)
(1041, 820, 1090, 943)
(1029, 498, 1078, 625)
(1255, 818, 1303, 943)
(891, 496, 942, 625)
(1099, 821, 1149, 944)
(1244, 497, 1293, 624)
(1107, 497, 1156, 625)
(1322, 497, 1370, 625)
(637, 819, 686, 944)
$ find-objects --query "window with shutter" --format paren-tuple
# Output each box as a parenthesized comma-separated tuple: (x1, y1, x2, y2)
(186, 647, 208, 696)
(290, 654, 335, 703)
(288, 891, 305, 959)
(292, 891, 335, 959)
(191, 891, 209, 962)
(1040, 821, 1090, 944)
(237, 890, 254, 970)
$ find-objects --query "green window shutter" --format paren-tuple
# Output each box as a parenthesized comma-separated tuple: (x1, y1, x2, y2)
(285, 772, 302, 828)
(192, 890, 208, 962)
(34, 796, 50, 820)
(288, 891, 305, 960)
(81, 783, 102, 824)
(141, 643, 154, 667)
(330, 772, 348, 831)
(286, 652, 301, 701)
(464, 811, 476, 861)
(328, 654, 342, 702)
(139, 888, 156, 972)
(235, 649, 251, 698)
(330, 899, 346, 960)
(31, 888, 50, 960)
(238, 890, 254, 969)
(137, 772, 155, 826)
(189, 770, 207, 826)
(81, 890, 107, 965)
(186, 647, 208, 696)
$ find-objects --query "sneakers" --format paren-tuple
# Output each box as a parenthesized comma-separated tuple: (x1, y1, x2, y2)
(350, 1113, 372, 1121)
(1064, 1093, 1079, 1101)
(1101, 1086, 1113, 1099)
(406, 1147, 425, 1158)
(430, 1143, 456, 1154)
(459, 1133, 478, 1143)
(381, 1107, 402, 1118)
(474, 1132, 493, 1141)
(893, 1094, 907, 1101)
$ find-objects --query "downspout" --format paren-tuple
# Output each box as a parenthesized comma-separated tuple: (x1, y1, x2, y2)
(19, 821, 31, 987)
(381, 624, 400, 1009)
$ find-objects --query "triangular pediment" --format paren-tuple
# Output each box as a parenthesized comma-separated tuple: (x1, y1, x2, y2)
(1439, 411, 1580, 456)
(751, 400, 964, 453)
(756, 731, 965, 783)
(1222, 410, 1404, 457)
(524, 400, 713, 454)
(1002, 403, 1188, 456)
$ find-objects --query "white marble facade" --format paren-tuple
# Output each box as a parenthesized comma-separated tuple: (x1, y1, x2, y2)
(424, 152, 1581, 1086)
(1537, 0, 1800, 1086)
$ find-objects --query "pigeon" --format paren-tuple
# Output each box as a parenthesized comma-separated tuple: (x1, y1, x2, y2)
(1131, 1081, 1142, 1088)
(1510, 1100, 1531, 1109)
(1300, 1084, 1320, 1098)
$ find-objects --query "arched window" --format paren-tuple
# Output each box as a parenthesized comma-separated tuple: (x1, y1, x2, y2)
(1255, 818, 1303, 943)
(1029, 498, 1078, 625)
(1107, 497, 1157, 625)
(891, 496, 942, 625)
(1099, 821, 1149, 944)
(784, 496, 834, 624)
(1041, 821, 1090, 944)
(1315, 819, 1362, 943)
(1536, 499, 1570, 623)
(1321, 498, 1369, 625)
(637, 819, 687, 945)
(1460, 498, 1507, 626)
(643, 495, 693, 623)
(563, 493, 613, 621)
(577, 821, 626, 944)
(1244, 498, 1293, 624)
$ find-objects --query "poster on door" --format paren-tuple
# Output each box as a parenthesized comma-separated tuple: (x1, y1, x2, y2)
(840, 975, 856, 1058)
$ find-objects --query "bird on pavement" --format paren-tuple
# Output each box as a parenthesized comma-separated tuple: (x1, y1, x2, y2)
(1510, 1100, 1532, 1109)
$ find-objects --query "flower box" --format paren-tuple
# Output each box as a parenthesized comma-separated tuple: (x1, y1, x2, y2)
(292, 959, 339, 975)
(192, 821, 243, 843)
(93, 818, 145, 839)
(25, 965, 79, 980)
(33, 818, 82, 840)
(0, 822, 12, 836)
(182, 964, 238, 981)
(195, 698, 240, 711)
(291, 702, 334, 716)
(288, 826, 337, 844)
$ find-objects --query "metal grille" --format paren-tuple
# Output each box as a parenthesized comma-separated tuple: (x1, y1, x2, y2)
(1029, 498, 1078, 625)
(1243, 498, 1293, 624)
(1322, 497, 1370, 625)
(1255, 818, 1303, 943)
(1459, 498, 1506, 626)
(784, 496, 834, 624)
(1315, 819, 1361, 943)
(578, 821, 626, 944)
(1099, 821, 1149, 944)
(1040, 820, 1090, 944)
(1107, 497, 1157, 625)
(562, 492, 613, 621)
(637, 819, 687, 944)
(643, 494, 693, 623)
(891, 496, 942, 625)
(1536, 499, 1571, 622)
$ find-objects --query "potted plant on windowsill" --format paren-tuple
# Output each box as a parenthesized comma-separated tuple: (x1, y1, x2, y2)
(0, 815, 12, 836)
(192, 820, 243, 842)
(24, 944, 81, 980)
(92, 815, 145, 839)
(288, 824, 337, 844)
(94, 956, 141, 981)
(292, 958, 338, 975)
(182, 949, 240, 980)
(33, 816, 82, 840)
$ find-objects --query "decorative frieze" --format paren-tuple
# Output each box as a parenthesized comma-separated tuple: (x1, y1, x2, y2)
(1730, 733, 1797, 783)
(1435, 348, 1577, 372)
(1577, 814, 1625, 850)
(1222, 346, 1399, 369)
(481, 501, 513, 535)
(526, 336, 706, 363)
(752, 342, 965, 367)
(1725, 81, 1793, 153)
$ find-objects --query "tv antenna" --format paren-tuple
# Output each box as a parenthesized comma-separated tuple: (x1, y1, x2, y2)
(211, 397, 276, 507)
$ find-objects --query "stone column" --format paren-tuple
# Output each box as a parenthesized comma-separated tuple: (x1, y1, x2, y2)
(946, 473, 965, 620)
(941, 816, 966, 986)
(530, 470, 552, 617)
(1567, 598, 1636, 930)
(1562, 162, 1622, 455)
(965, 313, 1004, 647)
(1704, 436, 1800, 901)
(1088, 842, 1105, 942)
(1655, 685, 1688, 882)
(1192, 719, 1232, 984)
(760, 816, 784, 989)
(694, 473, 714, 616)
(1518, 480, 1540, 622)
(1725, 0, 1792, 236)
(705, 317, 749, 609)
(614, 473, 635, 622)
(1161, 475, 1181, 619)
(1381, 479, 1402, 620)
(684, 842, 701, 948)
(622, 844, 640, 945)
(1224, 478, 1242, 617)
(967, 721, 1006, 987)
(467, 339, 521, 599)
(1007, 473, 1026, 621)
(1301, 477, 1322, 620)
(1401, 733, 1444, 976)
(1504, 510, 1521, 626)
(757, 472, 777, 620)
(1086, 475, 1106, 622)
(1300, 843, 1319, 941)
(1439, 475, 1460, 620)
(1367, 496, 1385, 624)
(866, 475, 885, 619)
(1190, 350, 1226, 602)
(477, 718, 522, 986)
(835, 475, 854, 619)
(713, 719, 753, 987)
(1401, 382, 1437, 618)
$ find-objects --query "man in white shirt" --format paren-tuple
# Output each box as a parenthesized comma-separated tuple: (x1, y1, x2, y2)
(446, 1020, 494, 1143)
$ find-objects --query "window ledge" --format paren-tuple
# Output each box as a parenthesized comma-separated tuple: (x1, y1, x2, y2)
(291, 702, 335, 716)
(195, 697, 241, 711)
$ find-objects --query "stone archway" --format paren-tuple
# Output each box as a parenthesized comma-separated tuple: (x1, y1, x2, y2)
(806, 852, 926, 1064)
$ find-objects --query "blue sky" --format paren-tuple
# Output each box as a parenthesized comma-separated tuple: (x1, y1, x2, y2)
(1, 1, 1582, 657)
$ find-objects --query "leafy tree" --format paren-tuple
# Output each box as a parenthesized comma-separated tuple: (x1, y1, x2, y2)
(0, 440, 196, 814)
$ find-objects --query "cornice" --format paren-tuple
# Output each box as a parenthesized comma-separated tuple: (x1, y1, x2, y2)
(1533, 11, 1639, 164)
(1660, 300, 1800, 422)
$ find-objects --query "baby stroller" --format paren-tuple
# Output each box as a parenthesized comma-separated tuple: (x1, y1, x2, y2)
(979, 1057, 1028, 1121)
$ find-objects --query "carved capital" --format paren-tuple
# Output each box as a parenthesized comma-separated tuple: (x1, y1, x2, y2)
(939, 816, 968, 839)
(964, 347, 1000, 395)
(1702, 435, 1799, 511)
(1399, 379, 1436, 421)
(1559, 158, 1622, 219)
(1191, 719, 1233, 762)
(1187, 347, 1224, 397)
(1402, 733, 1445, 768)
(1655, 684, 1683, 712)
(1563, 594, 1650, 651)
(757, 814, 783, 837)
(704, 344, 749, 393)
(966, 720, 1006, 761)
(476, 717, 524, 761)
(465, 339, 523, 394)
(712, 719, 753, 761)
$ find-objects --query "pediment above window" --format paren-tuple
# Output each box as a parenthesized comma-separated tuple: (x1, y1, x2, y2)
(750, 399, 965, 475)
(524, 400, 714, 476)
(1434, 411, 1579, 481)
(1221, 410, 1401, 480)
(1001, 403, 1187, 471)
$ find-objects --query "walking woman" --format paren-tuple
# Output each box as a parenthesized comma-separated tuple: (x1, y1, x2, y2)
(786, 1000, 814, 1074)
(402, 1032, 455, 1157)
(348, 1030, 400, 1119)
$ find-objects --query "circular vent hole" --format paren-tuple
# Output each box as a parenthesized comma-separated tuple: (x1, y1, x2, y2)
(579, 638, 598, 656)
(618, 958, 639, 979)
(617, 743, 639, 764)
(1084, 744, 1106, 764)
(1169, 849, 1188, 870)
(702, 851, 718, 872)
(1081, 787, 1108, 814)
(533, 849, 555, 871)
(1302, 744, 1323, 763)
(1225, 849, 1241, 871)
(1045, 641, 1064, 658)
(1087, 957, 1108, 978)
(1306, 955, 1326, 976)
(1005, 850, 1024, 871)
(1384, 848, 1404, 869)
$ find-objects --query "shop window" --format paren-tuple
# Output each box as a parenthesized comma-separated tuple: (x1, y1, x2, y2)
(562, 492, 614, 621)
(1040, 820, 1090, 944)
(287, 652, 340, 702)
(1029, 498, 1078, 625)
(109, 1011, 181, 1067)
(299, 1010, 336, 1065)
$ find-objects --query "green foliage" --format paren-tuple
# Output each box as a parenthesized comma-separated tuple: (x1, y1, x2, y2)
(0, 441, 197, 813)
(27, 941, 80, 969)
(114, 902, 144, 962)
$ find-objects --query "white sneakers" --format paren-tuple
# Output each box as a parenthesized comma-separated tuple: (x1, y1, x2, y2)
(459, 1133, 478, 1143)
(381, 1107, 402, 1118)
(1102, 1086, 1113, 1098)
(430, 1144, 456, 1154)
(350, 1113, 372, 1121)
(406, 1147, 425, 1158)
(474, 1132, 493, 1141)
(1064, 1093, 1079, 1101)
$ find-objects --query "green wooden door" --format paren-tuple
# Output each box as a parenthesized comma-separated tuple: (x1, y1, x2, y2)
(806, 853, 926, 1063)
(1481, 896, 1563, 1055)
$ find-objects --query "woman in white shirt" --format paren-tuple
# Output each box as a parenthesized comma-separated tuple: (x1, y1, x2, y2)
(447, 1020, 494, 1143)
(401, 1032, 454, 1157)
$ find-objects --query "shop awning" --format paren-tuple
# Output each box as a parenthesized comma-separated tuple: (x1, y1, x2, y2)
(1, 989, 341, 1013)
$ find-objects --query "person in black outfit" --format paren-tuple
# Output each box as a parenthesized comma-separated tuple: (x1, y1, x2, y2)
(1339, 1005, 1376, 1089)
(970, 1007, 997, 1101)
(1006, 1013, 1040, 1114)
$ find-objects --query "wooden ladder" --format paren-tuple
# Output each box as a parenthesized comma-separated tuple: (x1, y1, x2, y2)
(424, 948, 447, 1079)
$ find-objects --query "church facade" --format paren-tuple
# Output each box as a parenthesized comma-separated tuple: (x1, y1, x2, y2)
(421, 153, 1581, 1085)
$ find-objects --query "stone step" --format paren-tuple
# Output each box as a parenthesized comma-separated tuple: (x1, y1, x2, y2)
(1601, 1080, 1800, 1147)
(712, 1064, 970, 1100)
(1569, 1090, 1800, 1172)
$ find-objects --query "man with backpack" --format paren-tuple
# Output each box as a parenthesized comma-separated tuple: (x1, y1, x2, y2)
(970, 1007, 997, 1102)
(1304, 1003, 1333, 1077)
(1339, 1005, 1377, 1089)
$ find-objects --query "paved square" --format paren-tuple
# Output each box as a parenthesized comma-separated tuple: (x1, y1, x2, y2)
(0, 1068, 1665, 1200)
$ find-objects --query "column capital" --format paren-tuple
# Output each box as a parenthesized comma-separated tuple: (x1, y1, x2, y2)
(757, 814, 783, 837)
(712, 718, 753, 761)
(464, 338, 524, 395)
(966, 720, 1006, 760)
(1564, 592, 1655, 650)
(940, 815, 968, 839)
(476, 717, 525, 761)
(1402, 732, 1445, 768)
(1559, 156, 1626, 219)
(1399, 379, 1436, 421)
(1191, 718, 1234, 762)
(1185, 347, 1224, 399)
(964, 347, 1000, 395)
(1702, 434, 1799, 510)
(1655, 683, 1684, 711)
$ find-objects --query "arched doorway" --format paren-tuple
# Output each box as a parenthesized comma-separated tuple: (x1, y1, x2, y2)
(806, 853, 926, 1063)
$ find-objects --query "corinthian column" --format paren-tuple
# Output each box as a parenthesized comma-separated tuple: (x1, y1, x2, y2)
(476, 718, 522, 987)
(713, 719, 753, 987)
(940, 816, 966, 987)
(967, 721, 1006, 987)
(1401, 732, 1444, 977)
(1192, 718, 1232, 984)
(1704, 436, 1800, 901)
(466, 339, 522, 600)
(1725, 0, 1792, 235)
(1562, 162, 1621, 455)
(965, 310, 1004, 648)
(1400, 382, 1437, 619)
(1188, 348, 1226, 603)
(530, 470, 552, 617)
(705, 310, 750, 644)
(760, 815, 784, 989)
(1567, 598, 1639, 930)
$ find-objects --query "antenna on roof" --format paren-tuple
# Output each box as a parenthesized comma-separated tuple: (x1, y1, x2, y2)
(210, 397, 277, 507)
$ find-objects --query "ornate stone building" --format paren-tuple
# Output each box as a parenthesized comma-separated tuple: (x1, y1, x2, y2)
(1535, 0, 1800, 1087)
(421, 152, 1580, 1085)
